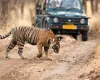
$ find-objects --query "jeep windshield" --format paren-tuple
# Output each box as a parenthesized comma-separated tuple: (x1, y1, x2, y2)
(48, 0, 81, 11)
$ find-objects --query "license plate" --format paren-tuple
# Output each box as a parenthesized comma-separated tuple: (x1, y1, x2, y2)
(63, 24, 77, 30)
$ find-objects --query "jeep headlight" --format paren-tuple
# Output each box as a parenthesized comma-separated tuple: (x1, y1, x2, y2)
(80, 19, 85, 24)
(46, 17, 50, 21)
(53, 18, 58, 23)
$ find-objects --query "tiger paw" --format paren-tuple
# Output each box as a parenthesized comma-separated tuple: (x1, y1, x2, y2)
(6, 56, 10, 59)
(37, 54, 42, 58)
(22, 57, 28, 59)
(46, 58, 53, 61)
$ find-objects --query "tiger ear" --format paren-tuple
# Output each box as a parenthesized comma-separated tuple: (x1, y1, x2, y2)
(46, 28, 52, 32)
(48, 38, 51, 44)
(48, 38, 54, 44)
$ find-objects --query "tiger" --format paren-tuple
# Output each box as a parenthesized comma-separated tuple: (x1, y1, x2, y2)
(0, 26, 60, 59)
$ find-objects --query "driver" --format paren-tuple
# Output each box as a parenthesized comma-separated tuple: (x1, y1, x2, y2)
(61, 0, 80, 9)
(49, 0, 80, 10)
(50, 0, 62, 8)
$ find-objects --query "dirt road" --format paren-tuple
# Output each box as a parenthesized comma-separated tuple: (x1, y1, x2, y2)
(0, 36, 97, 80)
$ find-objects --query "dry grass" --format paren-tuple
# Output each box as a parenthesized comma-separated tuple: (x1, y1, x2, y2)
(0, 1, 36, 34)
(85, 12, 100, 80)
(89, 12, 100, 40)
(0, 0, 36, 31)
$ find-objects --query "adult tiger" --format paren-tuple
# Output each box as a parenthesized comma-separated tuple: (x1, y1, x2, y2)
(0, 27, 60, 59)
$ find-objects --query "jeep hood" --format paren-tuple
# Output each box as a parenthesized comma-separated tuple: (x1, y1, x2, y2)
(48, 11, 86, 18)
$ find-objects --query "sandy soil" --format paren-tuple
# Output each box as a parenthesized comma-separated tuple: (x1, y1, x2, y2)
(0, 35, 98, 80)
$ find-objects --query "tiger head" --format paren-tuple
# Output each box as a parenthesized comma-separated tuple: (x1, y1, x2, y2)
(50, 37, 61, 53)
(46, 29, 62, 53)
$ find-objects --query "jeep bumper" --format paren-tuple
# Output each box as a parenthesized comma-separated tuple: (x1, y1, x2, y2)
(49, 24, 89, 34)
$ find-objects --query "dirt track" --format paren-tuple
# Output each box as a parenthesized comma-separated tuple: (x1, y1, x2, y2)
(0, 36, 97, 80)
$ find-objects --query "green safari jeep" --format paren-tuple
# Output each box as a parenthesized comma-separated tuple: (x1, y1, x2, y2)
(36, 0, 89, 41)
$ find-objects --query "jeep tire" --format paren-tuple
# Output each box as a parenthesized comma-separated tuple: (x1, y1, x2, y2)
(81, 31, 88, 41)
(72, 34, 77, 40)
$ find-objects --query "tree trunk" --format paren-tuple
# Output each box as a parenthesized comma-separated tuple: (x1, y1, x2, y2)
(95, 0, 98, 13)
(1, 0, 10, 27)
(90, 0, 98, 14)
(82, 0, 87, 13)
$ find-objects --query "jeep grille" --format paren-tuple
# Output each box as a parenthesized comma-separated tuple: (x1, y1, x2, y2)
(59, 18, 81, 25)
